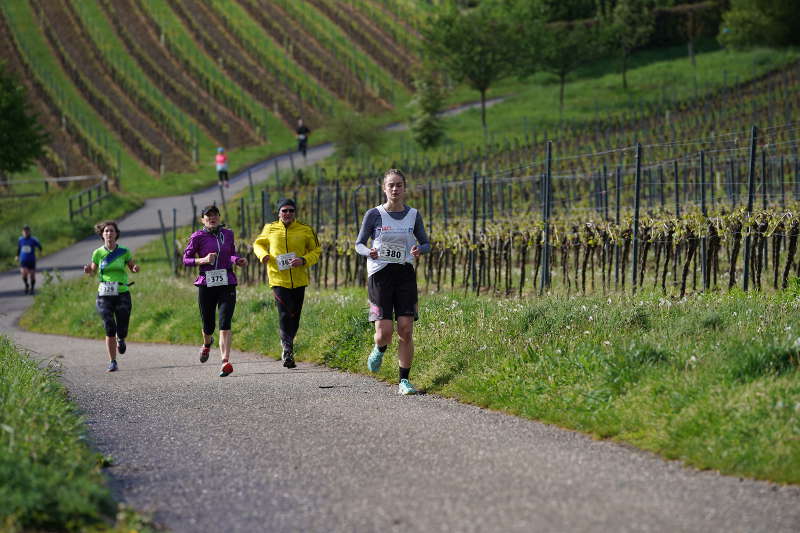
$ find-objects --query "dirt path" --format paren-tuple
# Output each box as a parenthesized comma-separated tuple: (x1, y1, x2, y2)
(4, 110, 799, 531)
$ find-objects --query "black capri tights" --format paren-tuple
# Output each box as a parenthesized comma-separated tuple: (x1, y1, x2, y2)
(96, 292, 132, 338)
(198, 284, 237, 335)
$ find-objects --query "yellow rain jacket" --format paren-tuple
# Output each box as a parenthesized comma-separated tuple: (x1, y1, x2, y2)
(252, 220, 321, 288)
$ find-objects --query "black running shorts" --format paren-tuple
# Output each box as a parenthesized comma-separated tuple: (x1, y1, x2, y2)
(367, 263, 418, 322)
(198, 284, 236, 334)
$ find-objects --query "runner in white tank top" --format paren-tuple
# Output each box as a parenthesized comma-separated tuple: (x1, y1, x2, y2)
(355, 169, 431, 395)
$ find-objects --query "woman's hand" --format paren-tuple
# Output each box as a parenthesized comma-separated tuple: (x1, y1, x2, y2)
(260, 254, 270, 264)
(130, 264, 140, 273)
(289, 257, 305, 268)
(369, 248, 378, 260)
(83, 264, 94, 275)
(203, 252, 217, 265)
(410, 245, 420, 258)
(235, 257, 248, 267)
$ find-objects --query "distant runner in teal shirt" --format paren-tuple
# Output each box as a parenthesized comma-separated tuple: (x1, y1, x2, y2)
(83, 220, 140, 372)
(16, 225, 42, 295)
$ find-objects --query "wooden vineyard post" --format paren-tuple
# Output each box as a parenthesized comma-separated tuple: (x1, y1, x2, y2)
(443, 183, 449, 225)
(700, 150, 708, 291)
(674, 160, 680, 218)
(334, 180, 340, 290)
(541, 141, 552, 293)
(615, 166, 621, 289)
(632, 143, 642, 294)
(761, 149, 768, 210)
(744, 126, 758, 291)
(427, 180, 433, 237)
(472, 171, 478, 293)
(603, 164, 609, 221)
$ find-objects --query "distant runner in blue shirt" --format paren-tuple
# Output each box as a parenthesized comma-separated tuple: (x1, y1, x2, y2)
(16, 225, 42, 295)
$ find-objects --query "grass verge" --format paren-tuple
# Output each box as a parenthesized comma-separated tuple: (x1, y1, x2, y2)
(0, 335, 158, 532)
(20, 234, 800, 484)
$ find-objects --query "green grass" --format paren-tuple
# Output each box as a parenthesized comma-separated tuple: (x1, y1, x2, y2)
(0, 335, 158, 532)
(21, 232, 800, 484)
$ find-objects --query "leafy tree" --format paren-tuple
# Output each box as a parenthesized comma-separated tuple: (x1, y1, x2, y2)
(421, 2, 517, 133)
(598, 0, 655, 89)
(718, 0, 800, 48)
(536, 21, 604, 112)
(0, 63, 47, 185)
(409, 72, 447, 149)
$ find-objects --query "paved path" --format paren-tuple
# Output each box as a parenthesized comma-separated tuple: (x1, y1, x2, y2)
(2, 103, 800, 531)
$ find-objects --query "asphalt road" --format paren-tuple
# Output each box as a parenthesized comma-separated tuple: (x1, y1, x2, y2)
(2, 107, 800, 531)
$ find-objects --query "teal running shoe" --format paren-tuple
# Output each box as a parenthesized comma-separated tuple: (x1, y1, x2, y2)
(367, 345, 384, 373)
(107, 360, 118, 372)
(398, 379, 418, 395)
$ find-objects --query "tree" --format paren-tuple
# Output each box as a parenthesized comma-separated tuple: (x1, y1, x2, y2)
(719, 0, 800, 48)
(0, 63, 47, 185)
(421, 2, 517, 134)
(598, 0, 655, 90)
(537, 21, 604, 112)
(409, 72, 447, 149)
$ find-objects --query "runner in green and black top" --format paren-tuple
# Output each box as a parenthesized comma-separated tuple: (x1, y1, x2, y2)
(83, 220, 140, 372)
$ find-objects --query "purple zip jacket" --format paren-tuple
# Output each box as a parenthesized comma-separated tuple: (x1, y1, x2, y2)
(182, 227, 241, 286)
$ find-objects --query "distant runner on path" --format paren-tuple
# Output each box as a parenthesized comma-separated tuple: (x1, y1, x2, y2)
(216, 147, 230, 188)
(82, 220, 140, 372)
(296, 118, 311, 158)
(355, 169, 431, 395)
(183, 205, 247, 377)
(16, 225, 42, 295)
(252, 198, 321, 368)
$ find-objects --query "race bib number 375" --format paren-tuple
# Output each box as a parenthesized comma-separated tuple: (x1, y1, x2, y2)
(206, 268, 229, 287)
(378, 242, 406, 263)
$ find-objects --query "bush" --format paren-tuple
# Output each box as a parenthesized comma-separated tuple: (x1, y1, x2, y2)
(328, 112, 385, 161)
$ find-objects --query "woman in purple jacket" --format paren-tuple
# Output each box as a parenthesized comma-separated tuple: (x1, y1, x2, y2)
(183, 205, 248, 376)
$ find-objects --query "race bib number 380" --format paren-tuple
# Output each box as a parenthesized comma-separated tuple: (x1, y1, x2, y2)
(378, 242, 406, 263)
(205, 268, 229, 287)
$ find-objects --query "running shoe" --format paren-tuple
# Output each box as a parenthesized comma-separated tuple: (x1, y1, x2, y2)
(117, 337, 126, 355)
(107, 360, 118, 372)
(398, 379, 418, 395)
(219, 360, 233, 377)
(367, 345, 384, 373)
(282, 351, 296, 369)
(199, 337, 213, 363)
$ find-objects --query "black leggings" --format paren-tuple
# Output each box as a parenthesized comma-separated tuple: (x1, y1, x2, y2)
(96, 292, 132, 338)
(198, 284, 237, 335)
(218, 169, 229, 183)
(272, 286, 305, 346)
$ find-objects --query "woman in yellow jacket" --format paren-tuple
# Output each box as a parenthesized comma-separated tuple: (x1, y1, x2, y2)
(252, 198, 321, 368)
